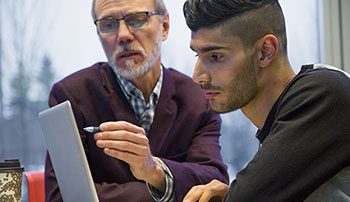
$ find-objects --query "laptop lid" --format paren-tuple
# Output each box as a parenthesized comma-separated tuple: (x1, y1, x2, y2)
(39, 100, 99, 202)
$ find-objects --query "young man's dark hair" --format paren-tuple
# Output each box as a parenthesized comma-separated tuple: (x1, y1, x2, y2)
(184, 0, 287, 55)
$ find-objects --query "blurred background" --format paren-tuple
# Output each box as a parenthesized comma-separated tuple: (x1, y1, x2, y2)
(0, 0, 349, 201)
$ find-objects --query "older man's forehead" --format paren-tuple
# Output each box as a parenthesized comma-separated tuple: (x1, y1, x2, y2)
(94, 0, 155, 18)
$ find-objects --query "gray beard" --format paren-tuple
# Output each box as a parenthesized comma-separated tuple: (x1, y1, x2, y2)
(109, 41, 161, 80)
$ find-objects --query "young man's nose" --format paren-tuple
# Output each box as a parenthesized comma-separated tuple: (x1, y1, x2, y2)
(192, 60, 210, 85)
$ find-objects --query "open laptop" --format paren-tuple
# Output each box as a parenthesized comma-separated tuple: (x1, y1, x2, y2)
(39, 100, 99, 202)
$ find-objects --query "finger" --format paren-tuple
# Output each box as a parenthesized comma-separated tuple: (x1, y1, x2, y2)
(100, 121, 145, 134)
(183, 185, 204, 202)
(198, 180, 228, 202)
(199, 190, 216, 202)
(183, 186, 197, 200)
(96, 140, 149, 156)
(94, 130, 149, 145)
(103, 148, 142, 165)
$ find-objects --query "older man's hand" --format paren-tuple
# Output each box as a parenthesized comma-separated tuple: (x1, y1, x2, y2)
(94, 121, 165, 192)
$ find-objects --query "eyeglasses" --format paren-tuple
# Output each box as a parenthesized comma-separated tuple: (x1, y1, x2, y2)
(94, 11, 162, 34)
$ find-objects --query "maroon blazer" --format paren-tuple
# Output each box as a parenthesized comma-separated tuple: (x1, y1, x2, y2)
(45, 62, 229, 202)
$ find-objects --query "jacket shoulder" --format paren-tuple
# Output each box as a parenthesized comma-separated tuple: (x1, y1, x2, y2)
(57, 62, 109, 87)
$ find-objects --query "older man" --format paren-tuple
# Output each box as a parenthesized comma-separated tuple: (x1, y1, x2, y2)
(44, 0, 228, 201)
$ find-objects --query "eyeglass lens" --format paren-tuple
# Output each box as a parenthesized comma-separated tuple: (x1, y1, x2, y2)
(97, 12, 152, 34)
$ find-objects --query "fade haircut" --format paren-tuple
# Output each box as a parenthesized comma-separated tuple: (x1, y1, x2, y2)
(91, 0, 168, 21)
(183, 0, 287, 55)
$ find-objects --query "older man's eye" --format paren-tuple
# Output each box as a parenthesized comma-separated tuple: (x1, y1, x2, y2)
(98, 19, 117, 33)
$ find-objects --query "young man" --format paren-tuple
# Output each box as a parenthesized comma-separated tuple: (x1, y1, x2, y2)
(44, 0, 228, 201)
(183, 0, 350, 201)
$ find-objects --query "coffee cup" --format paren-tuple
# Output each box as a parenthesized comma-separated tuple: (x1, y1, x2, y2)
(0, 159, 24, 202)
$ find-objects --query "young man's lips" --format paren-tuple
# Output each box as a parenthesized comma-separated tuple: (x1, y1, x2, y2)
(204, 91, 220, 99)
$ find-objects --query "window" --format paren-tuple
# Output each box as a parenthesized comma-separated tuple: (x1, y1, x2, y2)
(321, 0, 350, 71)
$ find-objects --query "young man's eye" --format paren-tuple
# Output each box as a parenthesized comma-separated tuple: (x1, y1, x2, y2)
(210, 54, 223, 61)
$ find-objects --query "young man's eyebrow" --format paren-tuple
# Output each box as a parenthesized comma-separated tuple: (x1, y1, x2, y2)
(190, 45, 228, 53)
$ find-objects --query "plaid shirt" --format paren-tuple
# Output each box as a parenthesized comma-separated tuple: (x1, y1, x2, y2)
(115, 69, 162, 134)
(114, 67, 175, 202)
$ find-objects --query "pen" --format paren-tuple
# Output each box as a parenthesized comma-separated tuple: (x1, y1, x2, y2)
(83, 126, 101, 133)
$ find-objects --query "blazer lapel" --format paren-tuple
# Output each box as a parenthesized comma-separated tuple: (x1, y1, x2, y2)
(99, 64, 177, 155)
(148, 68, 177, 156)
(99, 64, 139, 125)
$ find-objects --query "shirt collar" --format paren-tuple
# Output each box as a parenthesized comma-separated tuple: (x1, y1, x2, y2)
(114, 66, 163, 105)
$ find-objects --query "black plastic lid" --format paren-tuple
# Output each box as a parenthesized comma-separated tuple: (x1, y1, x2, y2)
(0, 159, 25, 173)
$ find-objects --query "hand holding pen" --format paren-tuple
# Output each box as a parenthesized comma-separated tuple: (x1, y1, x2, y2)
(83, 121, 166, 192)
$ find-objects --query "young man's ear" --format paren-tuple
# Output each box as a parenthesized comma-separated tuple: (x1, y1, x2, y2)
(256, 34, 279, 68)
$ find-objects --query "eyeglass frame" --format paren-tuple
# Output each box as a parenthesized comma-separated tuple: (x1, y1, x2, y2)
(94, 11, 163, 34)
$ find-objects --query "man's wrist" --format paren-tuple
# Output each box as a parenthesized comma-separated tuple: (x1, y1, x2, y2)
(146, 157, 166, 193)
(146, 158, 175, 202)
